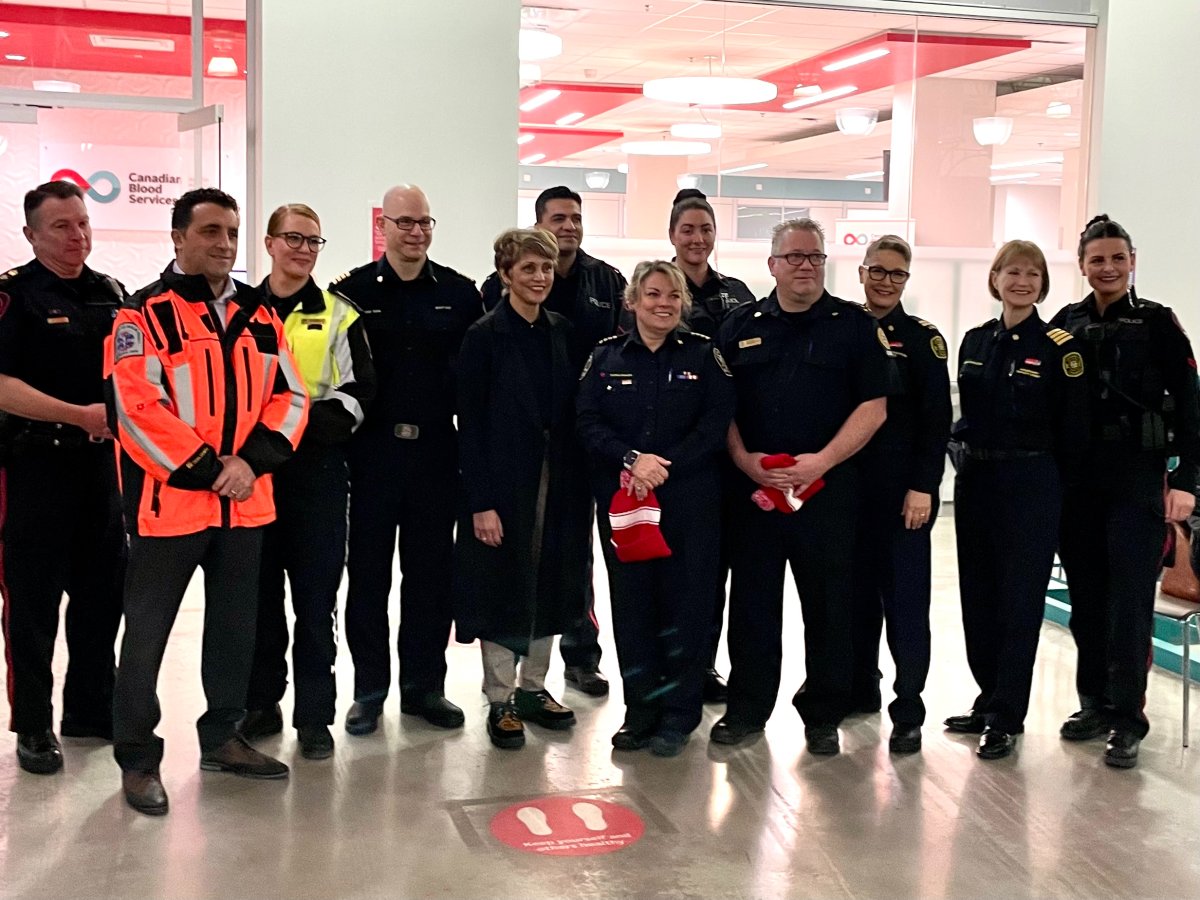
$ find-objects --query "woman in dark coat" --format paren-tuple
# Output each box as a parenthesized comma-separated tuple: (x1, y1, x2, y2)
(453, 227, 593, 750)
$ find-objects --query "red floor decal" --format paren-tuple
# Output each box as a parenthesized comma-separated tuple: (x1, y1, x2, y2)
(490, 796, 646, 856)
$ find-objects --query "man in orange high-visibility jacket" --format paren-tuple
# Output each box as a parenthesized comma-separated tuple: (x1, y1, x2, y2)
(106, 188, 308, 817)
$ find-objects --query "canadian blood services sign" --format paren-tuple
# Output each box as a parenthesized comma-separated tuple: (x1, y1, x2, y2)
(41, 144, 187, 231)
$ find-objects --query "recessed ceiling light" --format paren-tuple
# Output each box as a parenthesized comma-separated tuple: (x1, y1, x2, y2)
(782, 85, 857, 110)
(0, 31, 10, 39)
(207, 56, 238, 77)
(822, 47, 889, 73)
(5, 54, 26, 62)
(89, 34, 175, 52)
(845, 170, 884, 180)
(33, 80, 80, 93)
(991, 155, 1063, 170)
(719, 163, 767, 175)
(519, 89, 561, 112)
(520, 152, 546, 165)
(517, 133, 535, 145)
(555, 111, 584, 126)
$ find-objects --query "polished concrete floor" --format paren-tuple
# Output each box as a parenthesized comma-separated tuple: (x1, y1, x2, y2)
(2, 514, 1199, 900)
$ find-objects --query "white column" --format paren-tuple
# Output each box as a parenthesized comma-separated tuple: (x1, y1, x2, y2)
(254, 0, 520, 284)
(624, 155, 690, 240)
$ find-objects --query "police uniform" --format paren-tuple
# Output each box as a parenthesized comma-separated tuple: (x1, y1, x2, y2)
(483, 248, 626, 675)
(953, 309, 1090, 735)
(245, 277, 376, 732)
(0, 259, 125, 740)
(851, 305, 952, 726)
(577, 328, 734, 737)
(1050, 291, 1200, 739)
(331, 256, 482, 708)
(715, 291, 894, 730)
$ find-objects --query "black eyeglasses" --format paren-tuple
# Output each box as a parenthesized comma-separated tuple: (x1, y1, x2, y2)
(272, 232, 327, 252)
(381, 215, 437, 232)
(863, 265, 910, 285)
(772, 251, 828, 268)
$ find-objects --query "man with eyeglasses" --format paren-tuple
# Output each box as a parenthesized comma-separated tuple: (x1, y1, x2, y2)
(330, 184, 482, 735)
(712, 218, 894, 756)
(481, 185, 626, 698)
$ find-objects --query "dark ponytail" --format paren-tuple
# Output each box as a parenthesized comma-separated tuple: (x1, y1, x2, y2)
(1078, 214, 1134, 261)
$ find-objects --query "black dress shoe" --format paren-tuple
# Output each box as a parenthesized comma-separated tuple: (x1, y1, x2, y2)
(564, 666, 610, 697)
(344, 701, 383, 736)
(977, 727, 1014, 760)
(1060, 708, 1109, 742)
(1104, 729, 1140, 769)
(650, 729, 689, 758)
(200, 735, 289, 779)
(487, 702, 525, 750)
(122, 771, 168, 816)
(401, 692, 465, 729)
(611, 723, 655, 751)
(240, 704, 284, 741)
(889, 724, 922, 754)
(60, 715, 113, 741)
(703, 669, 729, 704)
(805, 725, 840, 756)
(16, 730, 63, 775)
(297, 725, 334, 760)
(709, 716, 764, 746)
(944, 710, 987, 734)
(513, 688, 576, 729)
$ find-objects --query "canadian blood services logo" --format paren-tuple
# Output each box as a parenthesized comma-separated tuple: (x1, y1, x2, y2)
(52, 168, 121, 204)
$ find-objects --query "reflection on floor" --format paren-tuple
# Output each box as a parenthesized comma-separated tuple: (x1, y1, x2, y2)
(2, 513, 1199, 900)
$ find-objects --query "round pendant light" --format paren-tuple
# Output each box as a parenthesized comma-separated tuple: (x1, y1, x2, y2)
(972, 116, 1014, 146)
(835, 107, 878, 136)
(643, 76, 777, 107)
(584, 171, 611, 189)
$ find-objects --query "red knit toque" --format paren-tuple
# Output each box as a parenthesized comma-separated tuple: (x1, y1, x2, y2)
(751, 453, 825, 513)
(609, 470, 672, 562)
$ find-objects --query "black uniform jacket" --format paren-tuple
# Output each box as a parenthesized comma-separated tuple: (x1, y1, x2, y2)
(1050, 291, 1200, 492)
(953, 308, 1090, 463)
(452, 302, 592, 652)
(330, 256, 481, 443)
(681, 264, 756, 338)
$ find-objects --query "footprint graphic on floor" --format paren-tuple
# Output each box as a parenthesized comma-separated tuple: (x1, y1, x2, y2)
(571, 801, 607, 831)
(516, 806, 552, 836)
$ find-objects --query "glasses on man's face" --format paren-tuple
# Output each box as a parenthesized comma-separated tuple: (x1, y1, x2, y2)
(772, 251, 827, 268)
(382, 215, 437, 233)
(863, 265, 910, 285)
(273, 232, 327, 252)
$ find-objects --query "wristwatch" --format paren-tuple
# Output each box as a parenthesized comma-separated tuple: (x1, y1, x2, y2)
(623, 449, 640, 470)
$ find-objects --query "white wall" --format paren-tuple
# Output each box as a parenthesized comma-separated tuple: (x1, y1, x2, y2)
(1091, 0, 1200, 335)
(257, 0, 519, 286)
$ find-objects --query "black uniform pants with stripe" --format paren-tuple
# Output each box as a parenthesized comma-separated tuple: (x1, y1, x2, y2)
(0, 442, 124, 735)
(246, 444, 348, 727)
(559, 539, 603, 671)
(346, 433, 455, 703)
(725, 465, 859, 728)
(955, 455, 1061, 733)
(1059, 446, 1165, 738)
(113, 526, 262, 773)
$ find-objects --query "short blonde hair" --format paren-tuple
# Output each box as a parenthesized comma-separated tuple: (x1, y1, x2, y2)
(864, 234, 912, 265)
(624, 260, 692, 316)
(493, 227, 558, 274)
(267, 203, 320, 235)
(988, 240, 1050, 302)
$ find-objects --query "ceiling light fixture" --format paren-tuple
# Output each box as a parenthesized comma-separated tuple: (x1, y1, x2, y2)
(845, 170, 884, 180)
(584, 171, 611, 189)
(555, 111, 585, 126)
(520, 152, 547, 165)
(643, 76, 776, 107)
(1046, 101, 1072, 118)
(990, 155, 1063, 170)
(719, 162, 767, 175)
(823, 47, 889, 72)
(621, 139, 711, 157)
(207, 56, 238, 77)
(835, 107, 878, 136)
(5, 54, 27, 62)
(676, 173, 701, 190)
(33, 80, 80, 93)
(617, 163, 629, 174)
(0, 31, 9, 39)
(782, 84, 857, 110)
(670, 122, 722, 140)
(989, 172, 1039, 182)
(973, 116, 1014, 146)
(519, 89, 561, 112)
(517, 133, 535, 145)
(89, 34, 175, 52)
(519, 28, 562, 62)
(793, 83, 822, 98)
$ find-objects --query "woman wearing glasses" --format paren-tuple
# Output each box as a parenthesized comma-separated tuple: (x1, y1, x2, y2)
(240, 204, 376, 760)
(849, 236, 951, 754)
(946, 240, 1089, 760)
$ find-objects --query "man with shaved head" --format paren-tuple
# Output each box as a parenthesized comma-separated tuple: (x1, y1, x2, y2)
(330, 185, 482, 735)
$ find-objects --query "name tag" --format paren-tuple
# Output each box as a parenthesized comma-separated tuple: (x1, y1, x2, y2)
(47, 316, 70, 325)
(738, 337, 762, 349)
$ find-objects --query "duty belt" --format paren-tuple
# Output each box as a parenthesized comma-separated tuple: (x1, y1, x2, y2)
(962, 446, 1048, 461)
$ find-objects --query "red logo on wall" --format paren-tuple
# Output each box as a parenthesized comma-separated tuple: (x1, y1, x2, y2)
(490, 796, 645, 856)
(372, 206, 385, 261)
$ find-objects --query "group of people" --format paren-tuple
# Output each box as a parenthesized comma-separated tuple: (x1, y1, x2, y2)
(0, 175, 1195, 819)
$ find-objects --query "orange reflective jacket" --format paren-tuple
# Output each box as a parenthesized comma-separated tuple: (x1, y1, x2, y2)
(106, 265, 309, 537)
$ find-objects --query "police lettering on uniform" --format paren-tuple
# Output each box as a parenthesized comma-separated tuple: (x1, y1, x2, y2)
(946, 240, 1090, 761)
(666, 189, 756, 703)
(713, 218, 893, 756)
(240, 204, 376, 762)
(578, 260, 735, 757)
(481, 186, 625, 698)
(331, 184, 482, 735)
(1050, 215, 1200, 769)
(849, 235, 952, 755)
(0, 181, 126, 775)
(108, 188, 309, 815)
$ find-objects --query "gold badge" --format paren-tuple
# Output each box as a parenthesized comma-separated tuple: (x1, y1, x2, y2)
(930, 335, 947, 360)
(876, 327, 890, 351)
(713, 347, 732, 377)
(579, 352, 593, 381)
(737, 337, 762, 349)
(1062, 351, 1084, 378)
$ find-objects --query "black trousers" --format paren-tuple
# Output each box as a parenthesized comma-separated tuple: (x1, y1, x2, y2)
(0, 442, 124, 734)
(954, 455, 1061, 733)
(851, 490, 938, 726)
(707, 486, 738, 668)
(346, 434, 455, 703)
(559, 547, 603, 670)
(726, 466, 859, 728)
(246, 444, 348, 727)
(113, 527, 262, 772)
(1059, 447, 1165, 738)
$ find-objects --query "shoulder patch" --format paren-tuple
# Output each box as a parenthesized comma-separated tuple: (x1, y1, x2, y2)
(1047, 327, 1073, 346)
(579, 352, 593, 381)
(1062, 350, 1084, 378)
(0, 292, 9, 319)
(113, 322, 144, 361)
(713, 346, 732, 377)
(930, 335, 948, 359)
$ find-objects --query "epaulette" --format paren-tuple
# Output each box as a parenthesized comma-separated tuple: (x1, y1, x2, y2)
(913, 317, 940, 331)
(0, 264, 29, 286)
(597, 333, 623, 344)
(1046, 327, 1074, 346)
(328, 269, 352, 287)
(681, 330, 711, 341)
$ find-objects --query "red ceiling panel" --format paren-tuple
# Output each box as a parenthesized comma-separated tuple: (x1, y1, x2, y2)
(518, 81, 643, 126)
(517, 124, 625, 166)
